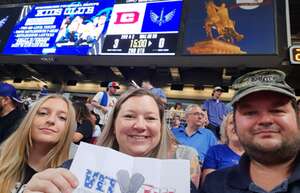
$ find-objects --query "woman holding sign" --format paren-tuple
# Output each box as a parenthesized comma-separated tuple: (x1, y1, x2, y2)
(0, 95, 76, 193)
(24, 89, 201, 193)
(98, 88, 200, 188)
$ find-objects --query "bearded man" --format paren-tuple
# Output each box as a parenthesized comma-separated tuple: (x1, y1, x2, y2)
(201, 69, 300, 193)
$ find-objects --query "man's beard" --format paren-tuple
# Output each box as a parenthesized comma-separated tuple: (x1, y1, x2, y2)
(240, 133, 300, 165)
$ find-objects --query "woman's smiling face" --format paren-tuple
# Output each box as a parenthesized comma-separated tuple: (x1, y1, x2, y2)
(114, 95, 162, 157)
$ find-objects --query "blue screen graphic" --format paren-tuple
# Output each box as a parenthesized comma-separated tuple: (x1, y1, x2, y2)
(142, 1, 182, 33)
(3, 0, 115, 55)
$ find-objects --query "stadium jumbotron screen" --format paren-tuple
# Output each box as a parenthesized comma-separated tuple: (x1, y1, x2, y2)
(183, 0, 276, 55)
(3, 0, 115, 55)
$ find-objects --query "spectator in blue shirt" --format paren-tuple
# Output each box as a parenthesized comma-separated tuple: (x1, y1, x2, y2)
(172, 104, 218, 163)
(142, 80, 167, 105)
(39, 85, 48, 98)
(202, 86, 230, 139)
(201, 112, 244, 184)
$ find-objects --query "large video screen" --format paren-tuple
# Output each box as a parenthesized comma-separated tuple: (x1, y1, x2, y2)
(0, 7, 22, 53)
(3, 0, 115, 55)
(183, 0, 276, 55)
(102, 0, 182, 55)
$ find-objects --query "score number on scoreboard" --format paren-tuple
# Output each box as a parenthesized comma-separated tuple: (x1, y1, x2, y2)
(104, 33, 177, 55)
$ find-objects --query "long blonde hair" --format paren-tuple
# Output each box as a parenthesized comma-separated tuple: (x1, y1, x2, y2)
(0, 94, 76, 193)
(97, 88, 177, 158)
(220, 112, 233, 144)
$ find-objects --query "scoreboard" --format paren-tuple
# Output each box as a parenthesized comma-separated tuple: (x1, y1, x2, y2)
(103, 33, 178, 55)
(102, 0, 182, 55)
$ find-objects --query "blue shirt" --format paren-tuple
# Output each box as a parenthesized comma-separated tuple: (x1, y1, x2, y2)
(150, 87, 166, 99)
(203, 144, 241, 170)
(171, 127, 218, 162)
(202, 99, 230, 127)
(39, 87, 48, 97)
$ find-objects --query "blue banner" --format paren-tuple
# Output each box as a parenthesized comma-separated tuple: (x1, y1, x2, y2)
(3, 0, 115, 55)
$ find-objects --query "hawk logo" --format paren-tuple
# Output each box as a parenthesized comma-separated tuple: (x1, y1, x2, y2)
(150, 8, 176, 26)
(0, 16, 9, 29)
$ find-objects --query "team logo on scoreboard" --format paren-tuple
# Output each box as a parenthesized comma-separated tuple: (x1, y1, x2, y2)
(0, 16, 9, 29)
(150, 8, 176, 26)
(142, 1, 182, 33)
(106, 3, 146, 35)
(114, 11, 140, 24)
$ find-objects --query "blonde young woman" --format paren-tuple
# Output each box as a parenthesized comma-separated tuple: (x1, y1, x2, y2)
(24, 89, 201, 193)
(201, 112, 244, 184)
(0, 94, 76, 193)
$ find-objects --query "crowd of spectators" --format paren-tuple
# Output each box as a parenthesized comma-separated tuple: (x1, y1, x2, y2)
(1, 69, 300, 193)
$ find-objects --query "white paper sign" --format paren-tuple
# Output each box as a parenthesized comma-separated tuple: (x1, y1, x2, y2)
(70, 142, 190, 193)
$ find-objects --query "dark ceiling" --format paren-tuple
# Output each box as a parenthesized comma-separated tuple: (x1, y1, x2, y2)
(289, 0, 300, 36)
(0, 0, 300, 90)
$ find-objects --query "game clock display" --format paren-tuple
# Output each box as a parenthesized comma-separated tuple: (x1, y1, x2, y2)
(103, 33, 178, 55)
(102, 0, 182, 55)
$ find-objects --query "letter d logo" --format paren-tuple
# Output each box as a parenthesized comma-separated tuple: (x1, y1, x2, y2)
(114, 11, 139, 24)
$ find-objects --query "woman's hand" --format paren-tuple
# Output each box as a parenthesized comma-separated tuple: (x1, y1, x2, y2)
(24, 168, 78, 193)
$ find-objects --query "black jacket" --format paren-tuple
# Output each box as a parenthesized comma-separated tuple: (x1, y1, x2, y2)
(200, 154, 300, 193)
(0, 108, 25, 144)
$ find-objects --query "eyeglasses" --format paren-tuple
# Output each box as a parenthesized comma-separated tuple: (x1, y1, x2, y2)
(190, 112, 205, 117)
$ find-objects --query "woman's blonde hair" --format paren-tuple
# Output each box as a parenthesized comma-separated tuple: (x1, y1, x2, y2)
(220, 112, 233, 144)
(0, 94, 76, 193)
(97, 88, 177, 158)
